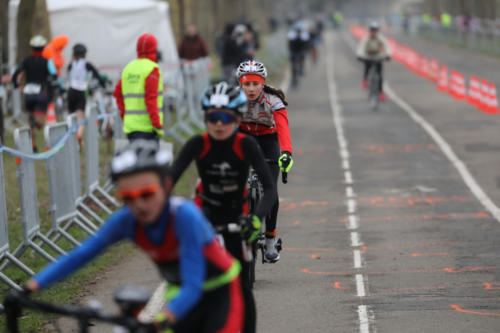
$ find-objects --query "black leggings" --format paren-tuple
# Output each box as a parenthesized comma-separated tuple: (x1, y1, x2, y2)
(252, 133, 280, 237)
(199, 206, 257, 333)
(223, 233, 256, 333)
(363, 60, 384, 92)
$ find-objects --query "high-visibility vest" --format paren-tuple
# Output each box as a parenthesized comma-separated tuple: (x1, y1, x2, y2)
(121, 58, 163, 134)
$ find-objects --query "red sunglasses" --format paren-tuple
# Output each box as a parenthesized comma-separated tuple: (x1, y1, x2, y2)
(117, 183, 160, 203)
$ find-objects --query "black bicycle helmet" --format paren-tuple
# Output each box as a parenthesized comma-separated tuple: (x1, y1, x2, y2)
(73, 43, 87, 56)
(201, 81, 248, 114)
(110, 140, 172, 181)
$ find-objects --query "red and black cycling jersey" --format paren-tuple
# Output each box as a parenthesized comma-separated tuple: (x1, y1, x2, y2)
(170, 131, 276, 223)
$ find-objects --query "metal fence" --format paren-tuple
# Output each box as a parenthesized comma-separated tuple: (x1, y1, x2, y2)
(418, 17, 500, 55)
(0, 56, 213, 290)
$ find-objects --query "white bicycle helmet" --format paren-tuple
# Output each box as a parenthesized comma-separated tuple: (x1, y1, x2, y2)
(110, 140, 172, 181)
(236, 60, 268, 80)
(369, 21, 380, 30)
(201, 81, 248, 114)
(29, 35, 47, 48)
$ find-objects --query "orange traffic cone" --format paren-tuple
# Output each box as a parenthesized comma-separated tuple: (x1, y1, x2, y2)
(478, 79, 490, 112)
(467, 76, 481, 106)
(488, 83, 499, 114)
(437, 65, 448, 92)
(46, 103, 57, 124)
(429, 59, 439, 82)
(419, 56, 429, 78)
(450, 71, 466, 100)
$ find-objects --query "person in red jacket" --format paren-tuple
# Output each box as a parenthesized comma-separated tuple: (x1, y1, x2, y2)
(178, 25, 209, 61)
(113, 33, 163, 142)
(236, 60, 293, 263)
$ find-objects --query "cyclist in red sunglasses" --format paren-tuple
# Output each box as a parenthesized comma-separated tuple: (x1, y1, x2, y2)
(25, 140, 244, 332)
(169, 81, 277, 333)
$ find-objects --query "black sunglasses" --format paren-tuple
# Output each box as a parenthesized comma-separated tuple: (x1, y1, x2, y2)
(205, 111, 237, 124)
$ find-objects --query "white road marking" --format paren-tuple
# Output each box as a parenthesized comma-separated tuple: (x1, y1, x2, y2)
(358, 305, 370, 333)
(353, 249, 363, 268)
(351, 232, 363, 247)
(342, 159, 350, 170)
(340, 149, 350, 160)
(348, 215, 359, 230)
(346, 186, 355, 198)
(355, 274, 366, 296)
(347, 198, 357, 213)
(327, 32, 370, 332)
(385, 85, 500, 223)
(345, 171, 353, 184)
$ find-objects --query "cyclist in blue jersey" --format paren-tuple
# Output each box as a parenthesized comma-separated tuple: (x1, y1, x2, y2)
(25, 140, 244, 332)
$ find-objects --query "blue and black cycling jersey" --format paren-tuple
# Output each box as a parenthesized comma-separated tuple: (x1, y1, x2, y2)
(34, 196, 238, 319)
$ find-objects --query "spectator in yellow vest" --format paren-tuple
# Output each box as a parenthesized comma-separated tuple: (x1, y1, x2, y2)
(113, 33, 164, 143)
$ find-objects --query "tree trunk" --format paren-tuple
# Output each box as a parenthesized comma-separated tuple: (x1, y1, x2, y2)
(0, 0, 7, 144)
(177, 0, 185, 36)
(16, 0, 51, 63)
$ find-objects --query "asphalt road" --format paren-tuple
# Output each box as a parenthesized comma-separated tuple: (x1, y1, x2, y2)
(49, 30, 500, 332)
(253, 31, 500, 332)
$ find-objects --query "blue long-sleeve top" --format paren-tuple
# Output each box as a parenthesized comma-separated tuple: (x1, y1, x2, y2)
(34, 196, 215, 319)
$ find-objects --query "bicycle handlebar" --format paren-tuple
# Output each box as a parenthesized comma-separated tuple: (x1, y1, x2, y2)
(282, 172, 288, 184)
(3, 291, 157, 333)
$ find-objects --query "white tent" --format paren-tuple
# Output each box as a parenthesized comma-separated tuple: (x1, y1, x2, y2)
(9, 0, 180, 83)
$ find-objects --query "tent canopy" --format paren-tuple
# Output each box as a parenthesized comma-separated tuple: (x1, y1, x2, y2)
(10, 0, 180, 83)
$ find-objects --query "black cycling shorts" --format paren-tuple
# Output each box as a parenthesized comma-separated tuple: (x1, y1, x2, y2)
(67, 88, 86, 113)
(24, 91, 48, 113)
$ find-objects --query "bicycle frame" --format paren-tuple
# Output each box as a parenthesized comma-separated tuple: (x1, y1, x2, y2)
(367, 62, 381, 110)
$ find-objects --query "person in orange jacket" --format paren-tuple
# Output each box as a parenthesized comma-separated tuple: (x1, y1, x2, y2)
(42, 35, 69, 77)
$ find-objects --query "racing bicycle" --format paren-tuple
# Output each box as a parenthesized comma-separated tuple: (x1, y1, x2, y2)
(246, 159, 286, 288)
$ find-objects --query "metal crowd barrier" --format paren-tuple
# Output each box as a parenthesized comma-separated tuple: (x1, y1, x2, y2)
(0, 98, 123, 290)
(164, 57, 211, 144)
(418, 17, 500, 55)
(0, 55, 212, 289)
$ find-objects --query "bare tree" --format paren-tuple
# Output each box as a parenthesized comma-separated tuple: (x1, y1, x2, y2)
(16, 0, 51, 63)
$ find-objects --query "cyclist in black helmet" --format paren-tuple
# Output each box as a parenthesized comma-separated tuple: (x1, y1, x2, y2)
(169, 81, 276, 333)
(11, 35, 58, 152)
(67, 43, 107, 148)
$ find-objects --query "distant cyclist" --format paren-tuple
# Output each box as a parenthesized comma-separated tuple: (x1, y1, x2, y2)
(236, 60, 293, 263)
(287, 22, 310, 88)
(25, 140, 244, 332)
(356, 21, 391, 101)
(67, 43, 106, 148)
(11, 35, 58, 152)
(170, 82, 276, 333)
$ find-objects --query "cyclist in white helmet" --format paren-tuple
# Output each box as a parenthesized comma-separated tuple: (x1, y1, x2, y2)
(356, 21, 391, 101)
(236, 60, 293, 263)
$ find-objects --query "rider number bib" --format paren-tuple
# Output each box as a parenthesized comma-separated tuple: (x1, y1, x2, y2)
(23, 83, 42, 95)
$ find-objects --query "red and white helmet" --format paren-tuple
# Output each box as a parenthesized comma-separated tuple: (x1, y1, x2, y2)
(236, 60, 267, 84)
